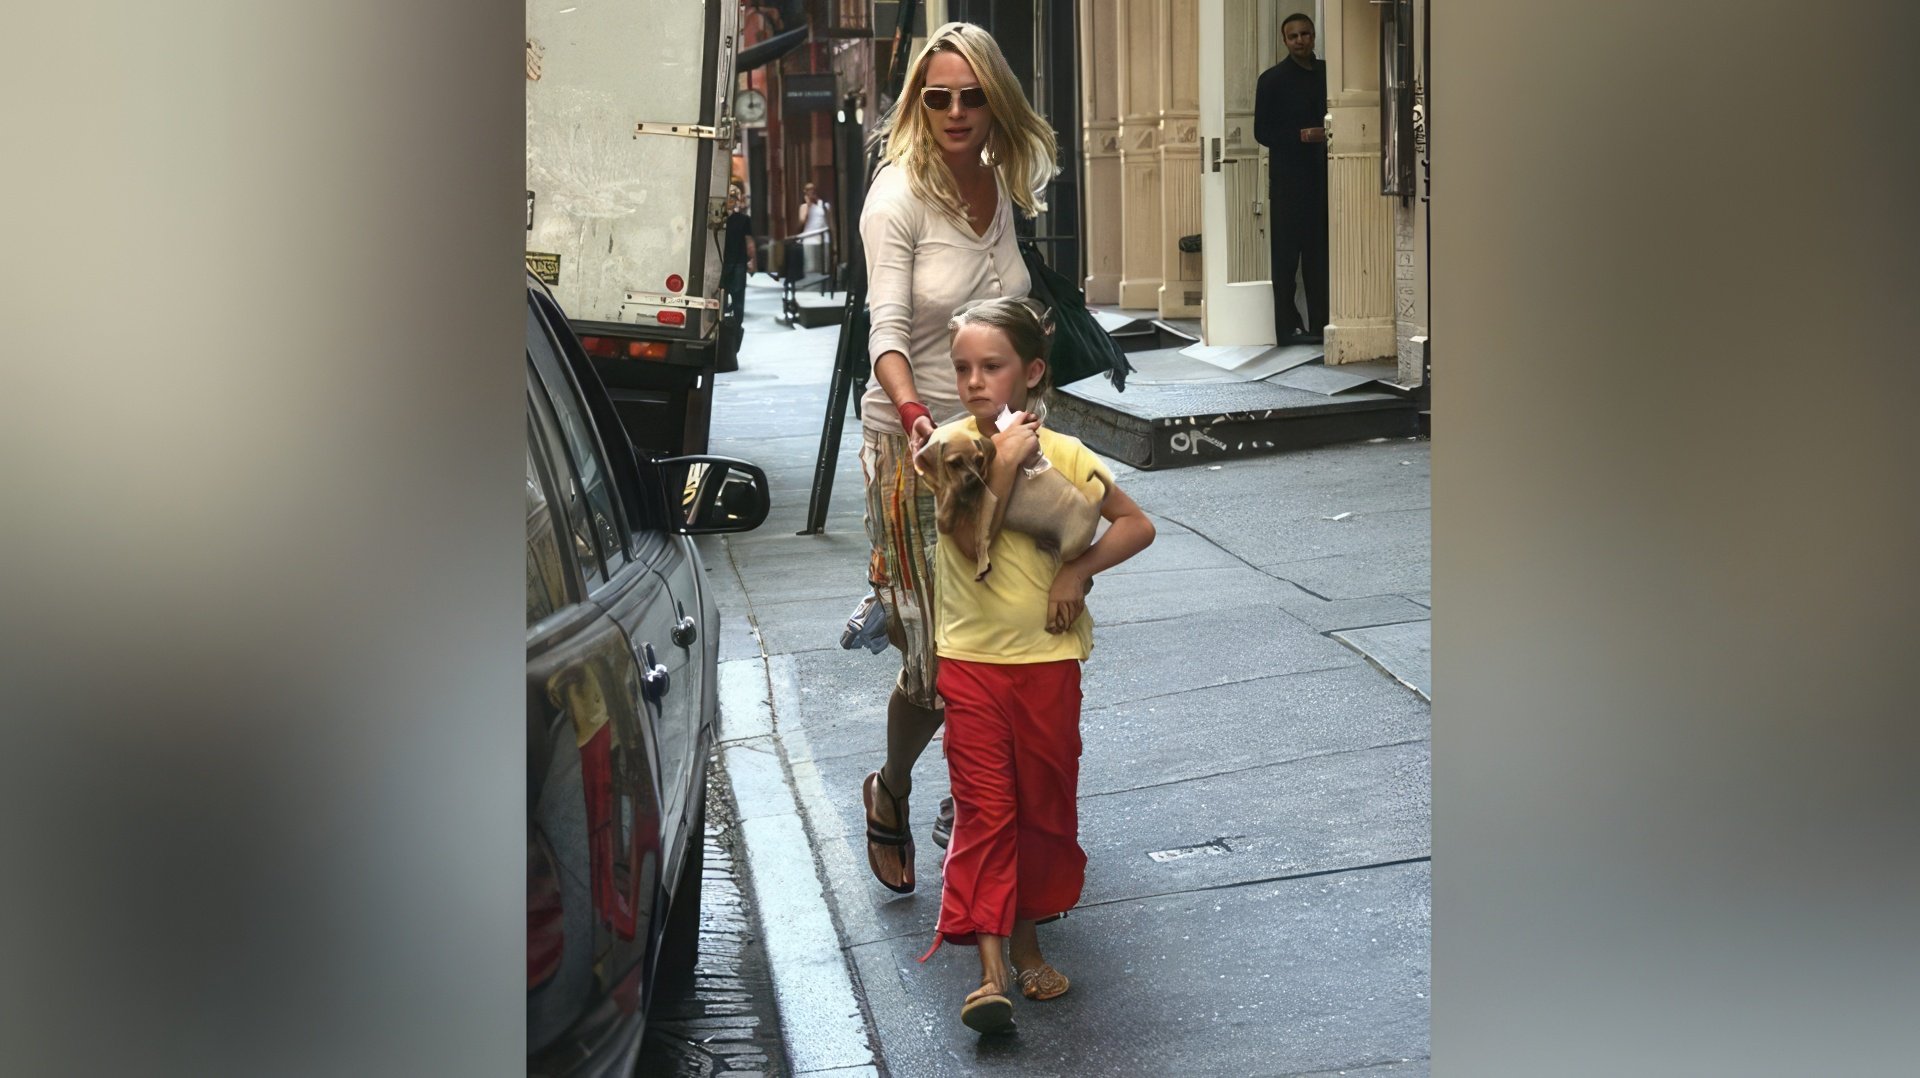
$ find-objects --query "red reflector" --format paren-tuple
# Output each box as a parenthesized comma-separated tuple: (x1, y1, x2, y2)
(665, 274, 685, 293)
(626, 340, 669, 360)
(657, 309, 686, 327)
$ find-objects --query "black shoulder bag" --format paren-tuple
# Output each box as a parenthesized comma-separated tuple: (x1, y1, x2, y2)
(1017, 239, 1132, 393)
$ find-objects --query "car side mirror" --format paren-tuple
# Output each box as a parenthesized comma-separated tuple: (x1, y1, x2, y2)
(655, 455, 770, 535)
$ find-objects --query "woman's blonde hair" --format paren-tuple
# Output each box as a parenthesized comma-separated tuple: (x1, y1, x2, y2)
(872, 22, 1059, 227)
(950, 296, 1057, 411)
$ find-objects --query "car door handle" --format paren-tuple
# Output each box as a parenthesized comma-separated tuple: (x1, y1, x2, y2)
(671, 602, 697, 648)
(640, 642, 671, 702)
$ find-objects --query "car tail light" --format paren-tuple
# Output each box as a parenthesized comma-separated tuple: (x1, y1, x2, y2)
(657, 309, 687, 327)
(579, 725, 637, 939)
(665, 274, 685, 293)
(528, 830, 565, 989)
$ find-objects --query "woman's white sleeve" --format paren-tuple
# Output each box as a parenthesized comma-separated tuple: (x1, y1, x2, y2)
(861, 197, 916, 366)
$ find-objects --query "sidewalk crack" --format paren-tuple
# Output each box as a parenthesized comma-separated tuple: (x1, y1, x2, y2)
(1083, 661, 1361, 709)
(1068, 856, 1433, 911)
(844, 857, 1433, 949)
(1077, 737, 1429, 801)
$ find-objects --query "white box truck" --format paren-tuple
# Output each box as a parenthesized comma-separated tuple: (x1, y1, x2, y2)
(526, 0, 738, 456)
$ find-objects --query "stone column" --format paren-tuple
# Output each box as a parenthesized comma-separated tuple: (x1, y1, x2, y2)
(1156, 0, 1204, 319)
(1078, 0, 1122, 305)
(1322, 0, 1396, 364)
(1115, 0, 1164, 311)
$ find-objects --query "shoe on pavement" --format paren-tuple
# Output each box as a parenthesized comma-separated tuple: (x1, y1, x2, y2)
(862, 771, 915, 894)
(961, 982, 1015, 1035)
(932, 795, 954, 850)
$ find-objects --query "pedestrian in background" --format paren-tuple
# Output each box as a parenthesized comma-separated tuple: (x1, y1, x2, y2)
(719, 183, 755, 371)
(1254, 12, 1329, 344)
(722, 183, 754, 329)
(797, 181, 833, 278)
(854, 21, 1057, 896)
(913, 297, 1156, 1034)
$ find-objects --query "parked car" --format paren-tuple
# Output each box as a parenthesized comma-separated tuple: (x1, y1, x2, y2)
(524, 273, 768, 1076)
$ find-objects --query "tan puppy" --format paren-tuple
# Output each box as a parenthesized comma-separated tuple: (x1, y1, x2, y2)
(921, 431, 1108, 581)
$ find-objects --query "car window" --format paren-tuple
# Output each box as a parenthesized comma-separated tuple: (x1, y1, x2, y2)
(528, 371, 604, 588)
(526, 435, 571, 625)
(528, 289, 671, 545)
(527, 305, 628, 578)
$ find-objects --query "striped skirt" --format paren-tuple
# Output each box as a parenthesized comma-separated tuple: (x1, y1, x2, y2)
(860, 426, 942, 709)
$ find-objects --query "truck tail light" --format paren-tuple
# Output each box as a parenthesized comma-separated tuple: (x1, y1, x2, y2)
(665, 274, 685, 292)
(657, 309, 687, 327)
(579, 335, 668, 361)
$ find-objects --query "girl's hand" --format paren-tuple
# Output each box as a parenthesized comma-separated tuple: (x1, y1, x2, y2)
(990, 412, 1042, 473)
(1046, 563, 1089, 634)
(907, 414, 936, 458)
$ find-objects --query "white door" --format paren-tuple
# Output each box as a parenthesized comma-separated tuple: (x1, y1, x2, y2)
(1200, 1, 1310, 345)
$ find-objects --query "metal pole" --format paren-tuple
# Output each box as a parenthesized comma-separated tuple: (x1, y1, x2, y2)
(799, 0, 921, 535)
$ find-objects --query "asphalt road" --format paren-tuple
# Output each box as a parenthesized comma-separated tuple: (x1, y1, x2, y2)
(698, 276, 1431, 1077)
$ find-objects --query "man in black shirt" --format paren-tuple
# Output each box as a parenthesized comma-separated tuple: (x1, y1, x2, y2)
(719, 183, 755, 371)
(1254, 13, 1328, 344)
(721, 183, 755, 331)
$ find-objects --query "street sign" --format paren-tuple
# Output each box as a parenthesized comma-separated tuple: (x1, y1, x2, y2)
(782, 73, 837, 115)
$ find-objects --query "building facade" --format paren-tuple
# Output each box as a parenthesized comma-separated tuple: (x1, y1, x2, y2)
(1081, 0, 1429, 384)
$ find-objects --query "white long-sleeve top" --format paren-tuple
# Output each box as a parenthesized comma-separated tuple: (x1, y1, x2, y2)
(858, 164, 1031, 435)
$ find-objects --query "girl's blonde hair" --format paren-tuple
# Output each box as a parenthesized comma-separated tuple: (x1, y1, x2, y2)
(950, 296, 1057, 411)
(871, 22, 1059, 227)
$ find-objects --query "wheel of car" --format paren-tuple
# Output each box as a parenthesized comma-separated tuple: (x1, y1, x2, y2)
(651, 775, 707, 1001)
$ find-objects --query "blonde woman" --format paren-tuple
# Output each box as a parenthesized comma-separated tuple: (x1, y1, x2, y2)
(858, 22, 1058, 897)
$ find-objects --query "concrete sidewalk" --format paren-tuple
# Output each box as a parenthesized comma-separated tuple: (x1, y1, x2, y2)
(697, 277, 1431, 1077)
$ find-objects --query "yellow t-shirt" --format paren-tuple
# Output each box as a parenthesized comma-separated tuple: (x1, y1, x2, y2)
(920, 419, 1115, 665)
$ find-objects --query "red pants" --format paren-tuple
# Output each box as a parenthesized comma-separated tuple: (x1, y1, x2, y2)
(929, 657, 1086, 949)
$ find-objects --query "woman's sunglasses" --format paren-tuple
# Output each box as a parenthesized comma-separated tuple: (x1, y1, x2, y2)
(920, 85, 988, 112)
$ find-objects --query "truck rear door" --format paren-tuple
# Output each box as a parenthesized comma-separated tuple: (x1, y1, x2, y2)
(526, 0, 735, 340)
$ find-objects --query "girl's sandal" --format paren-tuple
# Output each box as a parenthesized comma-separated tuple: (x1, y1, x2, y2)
(1013, 963, 1070, 1002)
(861, 771, 914, 894)
(960, 981, 1015, 1034)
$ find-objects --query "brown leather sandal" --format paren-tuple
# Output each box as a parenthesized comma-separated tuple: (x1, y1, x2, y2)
(1012, 963, 1070, 1002)
(862, 771, 914, 894)
(961, 980, 1015, 1034)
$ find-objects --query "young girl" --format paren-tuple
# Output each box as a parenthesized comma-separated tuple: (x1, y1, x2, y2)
(914, 297, 1156, 1034)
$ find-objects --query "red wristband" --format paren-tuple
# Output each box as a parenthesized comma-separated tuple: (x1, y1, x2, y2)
(897, 401, 931, 432)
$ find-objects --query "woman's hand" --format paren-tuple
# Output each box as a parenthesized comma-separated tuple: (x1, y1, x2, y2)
(989, 412, 1042, 474)
(907, 414, 936, 458)
(1046, 562, 1090, 634)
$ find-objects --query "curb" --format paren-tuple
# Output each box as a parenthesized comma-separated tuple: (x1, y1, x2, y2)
(716, 648, 880, 1078)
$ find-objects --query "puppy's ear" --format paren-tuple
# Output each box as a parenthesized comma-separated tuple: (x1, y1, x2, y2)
(911, 438, 939, 483)
(918, 448, 953, 495)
